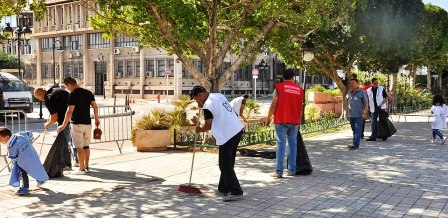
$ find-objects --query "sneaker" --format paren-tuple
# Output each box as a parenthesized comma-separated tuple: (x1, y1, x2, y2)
(271, 172, 282, 178)
(287, 171, 296, 176)
(430, 138, 435, 144)
(16, 187, 30, 195)
(349, 146, 359, 150)
(223, 194, 242, 202)
(71, 170, 86, 175)
(214, 190, 228, 196)
(85, 167, 91, 173)
(442, 137, 447, 145)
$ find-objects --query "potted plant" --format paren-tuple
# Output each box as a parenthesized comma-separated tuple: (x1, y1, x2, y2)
(131, 109, 172, 152)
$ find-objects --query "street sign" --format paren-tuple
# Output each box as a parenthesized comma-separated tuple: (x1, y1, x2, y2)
(253, 75, 258, 79)
(252, 69, 259, 76)
(165, 68, 171, 76)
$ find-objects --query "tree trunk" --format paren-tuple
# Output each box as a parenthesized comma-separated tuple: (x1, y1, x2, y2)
(410, 66, 417, 89)
(341, 89, 349, 119)
(427, 67, 432, 91)
(391, 73, 398, 109)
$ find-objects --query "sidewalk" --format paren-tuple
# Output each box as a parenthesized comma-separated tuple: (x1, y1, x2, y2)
(1, 116, 448, 217)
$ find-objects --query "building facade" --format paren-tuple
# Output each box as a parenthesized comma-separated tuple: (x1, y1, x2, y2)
(1, 0, 333, 100)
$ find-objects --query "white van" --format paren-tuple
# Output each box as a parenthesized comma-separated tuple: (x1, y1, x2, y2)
(0, 73, 33, 113)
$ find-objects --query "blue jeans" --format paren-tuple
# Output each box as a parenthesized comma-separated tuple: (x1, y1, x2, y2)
(370, 111, 378, 139)
(350, 117, 363, 148)
(275, 124, 298, 175)
(63, 125, 78, 162)
(433, 129, 443, 139)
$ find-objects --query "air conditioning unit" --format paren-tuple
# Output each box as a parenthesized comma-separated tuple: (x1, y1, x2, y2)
(66, 24, 72, 30)
(68, 53, 74, 59)
(124, 81, 131, 86)
(113, 48, 121, 55)
(115, 72, 122, 78)
(132, 47, 140, 53)
(145, 71, 152, 77)
(74, 51, 81, 57)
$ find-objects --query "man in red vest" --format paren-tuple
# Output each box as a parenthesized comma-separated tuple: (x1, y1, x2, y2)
(265, 69, 304, 178)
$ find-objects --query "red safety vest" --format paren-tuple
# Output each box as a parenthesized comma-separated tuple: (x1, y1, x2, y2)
(274, 81, 304, 125)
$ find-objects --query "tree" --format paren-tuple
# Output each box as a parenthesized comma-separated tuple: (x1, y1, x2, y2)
(85, 0, 341, 92)
(0, 51, 21, 69)
(271, 0, 425, 117)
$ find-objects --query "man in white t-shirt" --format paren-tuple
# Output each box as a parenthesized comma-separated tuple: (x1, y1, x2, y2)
(190, 85, 244, 202)
(229, 94, 249, 122)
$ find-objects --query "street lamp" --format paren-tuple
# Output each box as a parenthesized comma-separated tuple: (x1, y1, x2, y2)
(52, 39, 63, 85)
(257, 59, 269, 97)
(2, 22, 32, 79)
(300, 40, 315, 124)
(98, 53, 106, 99)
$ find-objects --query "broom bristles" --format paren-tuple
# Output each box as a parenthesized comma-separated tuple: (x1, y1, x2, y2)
(176, 184, 203, 196)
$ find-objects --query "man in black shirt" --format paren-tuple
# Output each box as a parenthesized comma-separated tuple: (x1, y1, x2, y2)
(57, 77, 100, 175)
(34, 86, 78, 165)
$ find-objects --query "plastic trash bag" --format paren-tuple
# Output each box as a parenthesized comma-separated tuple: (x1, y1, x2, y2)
(43, 132, 71, 178)
(295, 130, 313, 175)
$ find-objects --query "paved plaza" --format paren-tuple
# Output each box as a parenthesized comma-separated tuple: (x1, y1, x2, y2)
(0, 112, 448, 217)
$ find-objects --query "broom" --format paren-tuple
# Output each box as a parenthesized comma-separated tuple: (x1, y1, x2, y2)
(176, 109, 203, 196)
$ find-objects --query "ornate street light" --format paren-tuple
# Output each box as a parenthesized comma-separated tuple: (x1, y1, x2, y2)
(258, 59, 269, 97)
(300, 40, 315, 124)
(52, 39, 63, 85)
(2, 22, 32, 79)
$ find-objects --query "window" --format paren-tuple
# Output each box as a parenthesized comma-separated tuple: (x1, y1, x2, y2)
(182, 59, 204, 78)
(41, 63, 52, 78)
(145, 59, 155, 77)
(115, 35, 138, 47)
(157, 59, 166, 77)
(24, 64, 36, 79)
(41, 38, 55, 52)
(115, 60, 124, 78)
(88, 33, 110, 49)
(63, 62, 83, 79)
(63, 35, 83, 50)
(168, 59, 174, 77)
(235, 65, 252, 81)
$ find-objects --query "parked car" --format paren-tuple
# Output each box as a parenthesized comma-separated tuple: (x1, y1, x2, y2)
(0, 73, 33, 113)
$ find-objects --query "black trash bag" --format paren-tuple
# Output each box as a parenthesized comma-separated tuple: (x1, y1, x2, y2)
(296, 130, 313, 175)
(43, 132, 72, 178)
(377, 109, 397, 140)
(239, 149, 276, 159)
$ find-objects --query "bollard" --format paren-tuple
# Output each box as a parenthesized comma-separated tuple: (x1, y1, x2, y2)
(157, 93, 160, 103)
(39, 100, 43, 119)
(113, 95, 116, 113)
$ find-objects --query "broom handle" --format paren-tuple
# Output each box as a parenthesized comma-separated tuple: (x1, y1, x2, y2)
(39, 129, 47, 158)
(188, 109, 201, 185)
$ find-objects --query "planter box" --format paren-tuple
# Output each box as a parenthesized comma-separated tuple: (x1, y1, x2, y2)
(172, 126, 195, 144)
(308, 92, 332, 103)
(314, 103, 335, 115)
(133, 129, 171, 152)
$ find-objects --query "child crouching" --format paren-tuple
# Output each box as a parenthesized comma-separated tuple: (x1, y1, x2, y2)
(0, 127, 49, 195)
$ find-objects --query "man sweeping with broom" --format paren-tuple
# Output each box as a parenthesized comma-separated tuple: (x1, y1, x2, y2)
(190, 86, 244, 202)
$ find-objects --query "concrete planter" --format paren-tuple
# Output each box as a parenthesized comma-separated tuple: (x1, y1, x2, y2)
(133, 129, 171, 152)
(172, 126, 195, 144)
(308, 92, 332, 103)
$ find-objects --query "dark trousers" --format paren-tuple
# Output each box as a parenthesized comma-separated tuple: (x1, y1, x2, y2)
(19, 167, 29, 188)
(218, 130, 243, 195)
(433, 129, 444, 139)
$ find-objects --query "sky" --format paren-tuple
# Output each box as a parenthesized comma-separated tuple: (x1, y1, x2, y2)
(423, 0, 448, 11)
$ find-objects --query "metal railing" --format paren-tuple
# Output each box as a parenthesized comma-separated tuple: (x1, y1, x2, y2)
(173, 118, 350, 148)
(91, 105, 134, 154)
(389, 96, 432, 122)
(0, 110, 28, 173)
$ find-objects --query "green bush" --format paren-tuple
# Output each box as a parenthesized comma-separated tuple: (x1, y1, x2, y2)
(305, 104, 321, 122)
(244, 99, 260, 119)
(130, 109, 171, 142)
(323, 111, 336, 120)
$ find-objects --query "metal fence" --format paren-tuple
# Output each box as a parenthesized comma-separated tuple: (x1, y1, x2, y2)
(389, 96, 432, 123)
(0, 110, 28, 173)
(91, 105, 133, 154)
(173, 118, 350, 148)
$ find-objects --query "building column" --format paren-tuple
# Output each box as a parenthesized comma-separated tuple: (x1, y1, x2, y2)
(109, 40, 115, 97)
(36, 38, 42, 87)
(82, 33, 89, 89)
(139, 48, 145, 99)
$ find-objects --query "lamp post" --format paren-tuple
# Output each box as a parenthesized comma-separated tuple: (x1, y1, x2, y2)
(52, 39, 63, 85)
(300, 40, 315, 124)
(258, 59, 269, 97)
(2, 22, 32, 79)
(98, 53, 105, 99)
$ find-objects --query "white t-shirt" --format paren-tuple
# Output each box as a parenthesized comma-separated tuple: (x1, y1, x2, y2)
(203, 93, 244, 145)
(229, 96, 244, 116)
(431, 104, 448, 129)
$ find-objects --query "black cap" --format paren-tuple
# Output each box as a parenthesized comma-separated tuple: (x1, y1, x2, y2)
(189, 85, 207, 100)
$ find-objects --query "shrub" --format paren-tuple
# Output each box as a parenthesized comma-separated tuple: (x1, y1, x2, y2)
(244, 99, 260, 119)
(323, 111, 336, 120)
(305, 104, 321, 122)
(130, 109, 171, 142)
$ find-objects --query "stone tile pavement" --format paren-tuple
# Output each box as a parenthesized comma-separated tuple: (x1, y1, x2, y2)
(1, 116, 448, 217)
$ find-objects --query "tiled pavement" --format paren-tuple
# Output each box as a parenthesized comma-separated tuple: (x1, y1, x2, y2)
(1, 116, 448, 217)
